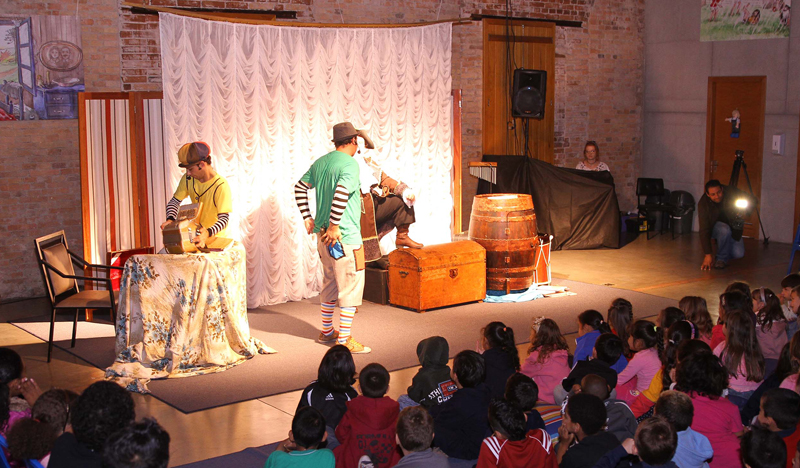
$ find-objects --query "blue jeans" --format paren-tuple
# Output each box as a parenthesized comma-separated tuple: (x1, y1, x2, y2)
(712, 222, 745, 263)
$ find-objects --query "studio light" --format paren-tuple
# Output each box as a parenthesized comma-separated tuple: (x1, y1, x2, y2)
(735, 198, 749, 209)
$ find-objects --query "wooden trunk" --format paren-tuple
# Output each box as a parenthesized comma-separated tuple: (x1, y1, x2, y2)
(388, 241, 486, 312)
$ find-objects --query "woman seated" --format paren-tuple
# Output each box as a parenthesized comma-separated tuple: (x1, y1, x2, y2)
(576, 141, 610, 172)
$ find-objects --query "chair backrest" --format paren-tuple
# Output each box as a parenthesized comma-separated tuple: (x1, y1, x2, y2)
(107, 247, 155, 291)
(636, 178, 665, 198)
(34, 231, 78, 305)
(668, 190, 696, 210)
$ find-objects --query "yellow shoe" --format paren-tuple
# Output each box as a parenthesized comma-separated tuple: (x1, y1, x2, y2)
(342, 336, 371, 354)
(318, 330, 339, 343)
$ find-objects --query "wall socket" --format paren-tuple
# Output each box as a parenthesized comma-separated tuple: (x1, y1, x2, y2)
(772, 133, 785, 155)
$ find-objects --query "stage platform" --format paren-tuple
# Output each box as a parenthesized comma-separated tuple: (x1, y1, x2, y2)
(0, 233, 792, 466)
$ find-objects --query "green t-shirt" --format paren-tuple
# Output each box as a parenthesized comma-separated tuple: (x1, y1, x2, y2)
(172, 173, 232, 237)
(264, 448, 334, 468)
(300, 150, 362, 245)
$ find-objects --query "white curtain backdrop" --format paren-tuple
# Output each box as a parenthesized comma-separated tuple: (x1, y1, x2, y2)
(159, 13, 453, 307)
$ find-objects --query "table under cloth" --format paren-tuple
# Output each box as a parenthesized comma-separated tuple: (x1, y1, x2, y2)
(105, 241, 275, 392)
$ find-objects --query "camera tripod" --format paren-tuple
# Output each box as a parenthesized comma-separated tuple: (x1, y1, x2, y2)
(729, 150, 769, 245)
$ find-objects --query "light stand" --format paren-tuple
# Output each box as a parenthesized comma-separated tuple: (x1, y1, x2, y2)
(728, 150, 769, 245)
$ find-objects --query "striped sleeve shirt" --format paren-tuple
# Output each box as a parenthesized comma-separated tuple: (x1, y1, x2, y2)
(294, 180, 312, 220)
(329, 184, 349, 225)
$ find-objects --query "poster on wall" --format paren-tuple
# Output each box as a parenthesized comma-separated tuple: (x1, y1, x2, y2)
(0, 15, 84, 121)
(701, 0, 791, 41)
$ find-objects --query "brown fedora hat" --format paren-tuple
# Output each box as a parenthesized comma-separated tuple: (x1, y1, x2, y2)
(331, 122, 375, 149)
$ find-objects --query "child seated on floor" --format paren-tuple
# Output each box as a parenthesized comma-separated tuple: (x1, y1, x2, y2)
(714, 309, 765, 408)
(430, 350, 491, 462)
(557, 393, 620, 468)
(400, 336, 456, 410)
(780, 274, 800, 340)
(0, 348, 41, 436)
(632, 320, 697, 419)
(49, 381, 136, 468)
(756, 388, 800, 466)
(654, 390, 713, 468)
(781, 332, 800, 394)
(657, 307, 686, 345)
(680, 296, 714, 345)
(296, 345, 359, 448)
(102, 418, 171, 468)
(520, 317, 571, 405)
(753, 287, 789, 378)
(267, 407, 334, 468)
(504, 373, 546, 433)
(555, 333, 623, 405)
(616, 320, 661, 406)
(674, 350, 743, 468)
(334, 363, 401, 468)
(477, 399, 557, 468)
(580, 374, 637, 443)
(607, 298, 634, 359)
(712, 289, 753, 350)
(393, 406, 449, 468)
(480, 322, 521, 400)
(573, 310, 613, 366)
(741, 428, 787, 468)
(592, 417, 678, 468)
(7, 388, 78, 467)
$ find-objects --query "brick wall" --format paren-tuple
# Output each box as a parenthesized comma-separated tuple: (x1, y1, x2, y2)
(0, 0, 120, 301)
(2, 0, 644, 301)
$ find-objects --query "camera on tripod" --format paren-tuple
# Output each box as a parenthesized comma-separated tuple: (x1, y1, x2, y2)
(725, 150, 768, 244)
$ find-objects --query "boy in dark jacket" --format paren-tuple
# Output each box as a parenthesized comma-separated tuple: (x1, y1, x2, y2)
(556, 333, 622, 405)
(430, 350, 492, 461)
(405, 336, 457, 408)
(334, 363, 401, 468)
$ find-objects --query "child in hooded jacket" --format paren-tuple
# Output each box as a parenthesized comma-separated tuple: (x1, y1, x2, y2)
(403, 336, 456, 409)
(334, 363, 401, 468)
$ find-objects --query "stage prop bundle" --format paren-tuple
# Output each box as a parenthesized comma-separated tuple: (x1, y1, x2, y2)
(159, 13, 454, 307)
(478, 156, 621, 250)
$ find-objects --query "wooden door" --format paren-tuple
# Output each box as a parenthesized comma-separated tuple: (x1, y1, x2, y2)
(705, 76, 766, 239)
(483, 19, 555, 163)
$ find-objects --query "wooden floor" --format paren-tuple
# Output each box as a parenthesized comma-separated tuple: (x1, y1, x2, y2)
(0, 232, 793, 466)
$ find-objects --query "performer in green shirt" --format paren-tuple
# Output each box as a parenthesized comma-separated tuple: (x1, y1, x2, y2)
(295, 122, 372, 354)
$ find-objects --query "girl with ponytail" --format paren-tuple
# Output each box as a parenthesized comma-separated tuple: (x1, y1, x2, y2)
(753, 287, 788, 377)
(481, 321, 520, 400)
(630, 321, 698, 418)
(608, 298, 634, 358)
(574, 310, 627, 373)
(616, 320, 662, 405)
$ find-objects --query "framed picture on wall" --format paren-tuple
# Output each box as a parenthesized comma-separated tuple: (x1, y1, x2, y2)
(0, 15, 84, 121)
(701, 0, 791, 41)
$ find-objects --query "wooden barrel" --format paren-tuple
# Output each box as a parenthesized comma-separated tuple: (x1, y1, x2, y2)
(468, 194, 538, 292)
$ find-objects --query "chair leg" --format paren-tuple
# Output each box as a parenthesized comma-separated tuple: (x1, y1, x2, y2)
(48, 308, 57, 363)
(71, 309, 78, 348)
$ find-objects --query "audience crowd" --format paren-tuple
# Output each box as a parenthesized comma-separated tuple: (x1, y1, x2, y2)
(3, 273, 800, 468)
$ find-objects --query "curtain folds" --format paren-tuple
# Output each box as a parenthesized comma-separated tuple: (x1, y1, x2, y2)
(159, 13, 453, 307)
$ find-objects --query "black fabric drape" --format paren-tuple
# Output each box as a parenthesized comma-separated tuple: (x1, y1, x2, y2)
(475, 155, 620, 250)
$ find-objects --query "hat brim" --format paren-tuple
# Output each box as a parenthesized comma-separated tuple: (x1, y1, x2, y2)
(331, 132, 359, 142)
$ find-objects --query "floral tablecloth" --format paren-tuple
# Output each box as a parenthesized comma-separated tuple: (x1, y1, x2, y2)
(105, 242, 275, 392)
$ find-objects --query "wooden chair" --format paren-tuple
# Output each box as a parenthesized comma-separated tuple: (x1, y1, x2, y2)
(33, 231, 121, 363)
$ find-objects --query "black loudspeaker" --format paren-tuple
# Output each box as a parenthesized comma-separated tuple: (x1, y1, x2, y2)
(511, 69, 547, 119)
